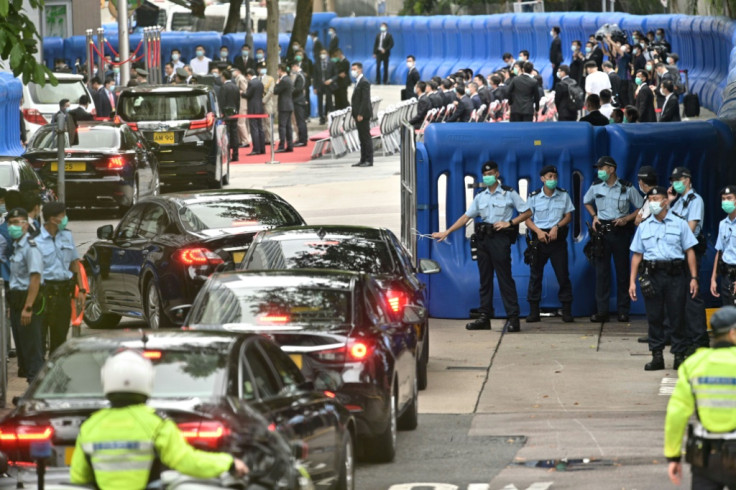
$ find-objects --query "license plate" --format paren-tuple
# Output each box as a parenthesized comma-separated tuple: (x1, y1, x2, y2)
(289, 354, 302, 369)
(232, 252, 245, 264)
(153, 131, 175, 145)
(64, 446, 75, 466)
(50, 162, 86, 172)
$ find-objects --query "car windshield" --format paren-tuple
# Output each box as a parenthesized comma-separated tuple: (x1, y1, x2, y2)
(29, 126, 119, 150)
(179, 198, 302, 232)
(245, 236, 395, 274)
(0, 165, 16, 188)
(118, 92, 209, 122)
(28, 80, 87, 105)
(30, 348, 227, 399)
(191, 282, 351, 327)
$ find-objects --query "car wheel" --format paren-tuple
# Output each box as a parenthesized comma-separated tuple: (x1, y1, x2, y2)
(398, 375, 418, 431)
(120, 178, 139, 213)
(144, 280, 172, 329)
(363, 387, 397, 463)
(335, 430, 354, 490)
(84, 273, 122, 329)
(418, 327, 429, 391)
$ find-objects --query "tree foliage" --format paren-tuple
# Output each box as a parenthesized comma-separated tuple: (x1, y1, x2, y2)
(0, 0, 57, 86)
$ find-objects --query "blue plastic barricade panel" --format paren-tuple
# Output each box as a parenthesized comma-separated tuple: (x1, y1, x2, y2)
(62, 35, 88, 67)
(423, 17, 447, 79)
(467, 17, 490, 74)
(43, 37, 65, 69)
(390, 17, 412, 85)
(0, 74, 8, 156)
(311, 12, 337, 40)
(479, 15, 505, 76)
(436, 17, 460, 77)
(500, 15, 516, 56)
(449, 16, 476, 75)
(0, 73, 23, 157)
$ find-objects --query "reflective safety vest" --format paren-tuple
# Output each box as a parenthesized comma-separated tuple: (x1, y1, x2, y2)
(664, 345, 736, 459)
(70, 404, 234, 490)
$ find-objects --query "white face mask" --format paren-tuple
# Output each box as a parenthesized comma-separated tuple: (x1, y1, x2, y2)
(407, 61, 414, 68)
(649, 201, 664, 215)
(320, 53, 327, 60)
(351, 70, 358, 79)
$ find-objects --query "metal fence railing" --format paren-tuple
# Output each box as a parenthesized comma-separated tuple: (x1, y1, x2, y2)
(399, 123, 417, 266)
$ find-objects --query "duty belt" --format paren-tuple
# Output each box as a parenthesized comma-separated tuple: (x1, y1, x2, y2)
(641, 259, 687, 274)
(719, 259, 736, 278)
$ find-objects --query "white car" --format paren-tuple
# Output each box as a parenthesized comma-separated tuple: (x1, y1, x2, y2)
(21, 73, 97, 139)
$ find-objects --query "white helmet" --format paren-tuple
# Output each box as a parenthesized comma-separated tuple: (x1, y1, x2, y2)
(101, 350, 155, 397)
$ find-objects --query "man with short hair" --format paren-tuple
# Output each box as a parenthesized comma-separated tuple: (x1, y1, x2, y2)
(242, 69, 265, 156)
(51, 99, 78, 145)
(290, 62, 308, 147)
(219, 70, 240, 161)
(373, 22, 394, 85)
(584, 60, 611, 97)
(502, 52, 515, 70)
(325, 49, 350, 110)
(408, 81, 430, 129)
(69, 95, 94, 122)
(97, 78, 117, 119)
(507, 62, 540, 122)
(403, 55, 420, 100)
(549, 27, 563, 86)
(170, 49, 184, 70)
(350, 62, 373, 167)
(602, 61, 621, 103)
(554, 65, 579, 121)
(468, 82, 482, 110)
(313, 48, 334, 124)
(234, 44, 255, 74)
(518, 50, 529, 63)
(447, 85, 473, 122)
(216, 45, 230, 64)
(273, 64, 294, 153)
(164, 63, 175, 83)
(580, 94, 609, 126)
(190, 45, 211, 75)
(658, 79, 681, 122)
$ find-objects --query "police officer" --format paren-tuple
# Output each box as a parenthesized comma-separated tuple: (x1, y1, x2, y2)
(7, 208, 44, 383)
(432, 161, 531, 332)
(70, 350, 248, 486)
(629, 186, 698, 370)
(664, 306, 736, 488)
(711, 186, 736, 307)
(524, 165, 575, 323)
(584, 156, 644, 322)
(634, 165, 658, 226)
(37, 202, 85, 355)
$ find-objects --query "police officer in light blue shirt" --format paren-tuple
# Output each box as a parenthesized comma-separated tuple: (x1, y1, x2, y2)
(710, 185, 736, 306)
(629, 186, 699, 371)
(667, 166, 708, 355)
(433, 161, 532, 332)
(525, 165, 575, 323)
(583, 156, 644, 323)
(7, 207, 45, 383)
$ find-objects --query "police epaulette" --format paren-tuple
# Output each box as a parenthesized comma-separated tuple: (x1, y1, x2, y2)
(529, 189, 541, 197)
(619, 179, 632, 187)
(501, 185, 514, 192)
(558, 187, 568, 193)
(593, 179, 603, 184)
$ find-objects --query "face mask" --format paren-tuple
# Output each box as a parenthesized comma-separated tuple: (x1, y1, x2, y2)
(220, 51, 228, 58)
(649, 201, 664, 215)
(380, 26, 387, 32)
(8, 225, 23, 240)
(407, 61, 414, 68)
(673, 180, 687, 194)
(350, 69, 358, 79)
(545, 179, 558, 190)
(482, 175, 497, 187)
(109, 84, 115, 91)
(655, 34, 662, 41)
(331, 57, 339, 63)
(640, 42, 646, 48)
(320, 53, 327, 60)
(58, 216, 68, 231)
(259, 68, 267, 75)
(723, 200, 736, 214)
(623, 116, 629, 123)
(512, 68, 519, 75)
(292, 45, 299, 51)
(645, 64, 652, 71)
(256, 53, 264, 60)
(295, 55, 303, 62)
(556, 72, 563, 79)
(609, 118, 615, 124)
(196, 50, 204, 57)
(550, 31, 555, 37)
(667, 58, 673, 65)
(329, 31, 335, 38)
(597, 169, 609, 181)
(621, 46, 628, 53)
(172, 53, 180, 61)
(571, 45, 578, 52)
(113, 67, 120, 74)
(242, 50, 250, 57)
(61, 107, 68, 113)
(0, 205, 6, 215)
(585, 46, 592, 54)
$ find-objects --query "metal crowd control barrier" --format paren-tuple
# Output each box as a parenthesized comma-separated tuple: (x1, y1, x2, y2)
(231, 114, 278, 164)
(400, 122, 417, 265)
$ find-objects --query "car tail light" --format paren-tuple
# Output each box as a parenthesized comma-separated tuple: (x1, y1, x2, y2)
(174, 247, 224, 267)
(127, 122, 138, 131)
(23, 109, 48, 126)
(107, 156, 125, 169)
(258, 314, 290, 324)
(0, 425, 54, 452)
(313, 339, 373, 364)
(189, 112, 215, 130)
(143, 350, 162, 360)
(385, 289, 408, 315)
(177, 421, 229, 450)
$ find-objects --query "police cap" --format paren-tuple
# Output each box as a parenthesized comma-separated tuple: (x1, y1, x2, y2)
(175, 68, 189, 79)
(594, 156, 617, 168)
(720, 185, 736, 196)
(7, 207, 28, 220)
(709, 306, 736, 335)
(481, 161, 498, 173)
(637, 165, 657, 182)
(670, 167, 692, 181)
(135, 68, 149, 77)
(646, 186, 668, 197)
(539, 165, 558, 176)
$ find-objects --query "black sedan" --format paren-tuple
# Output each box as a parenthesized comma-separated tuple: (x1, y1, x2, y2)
(0, 156, 55, 202)
(83, 189, 305, 330)
(186, 269, 422, 463)
(0, 330, 354, 488)
(24, 122, 159, 211)
(239, 225, 440, 390)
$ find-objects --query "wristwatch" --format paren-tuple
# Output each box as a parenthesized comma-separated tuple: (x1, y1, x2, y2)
(691, 277, 699, 281)
(23, 306, 32, 312)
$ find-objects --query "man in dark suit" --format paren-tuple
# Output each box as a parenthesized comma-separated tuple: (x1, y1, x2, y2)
(579, 94, 609, 126)
(51, 99, 78, 146)
(427, 80, 444, 109)
(350, 62, 373, 167)
(291, 62, 308, 147)
(403, 55, 420, 100)
(447, 85, 474, 122)
(219, 70, 241, 161)
(554, 65, 579, 121)
(408, 81, 431, 129)
(585, 41, 603, 70)
(474, 75, 492, 106)
(313, 48, 335, 124)
(652, 62, 675, 109)
(602, 61, 622, 104)
(233, 44, 256, 74)
(164, 63, 175, 83)
(96, 78, 117, 119)
(328, 27, 339, 53)
(440, 79, 455, 107)
(549, 26, 563, 86)
(373, 22, 394, 85)
(69, 95, 94, 123)
(310, 32, 324, 63)
(489, 74, 509, 103)
(507, 62, 540, 122)
(242, 69, 265, 155)
(273, 64, 294, 153)
(468, 82, 483, 110)
(325, 49, 350, 110)
(658, 80, 681, 122)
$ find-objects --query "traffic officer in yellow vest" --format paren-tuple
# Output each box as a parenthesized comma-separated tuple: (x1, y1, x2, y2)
(664, 305, 736, 488)
(70, 350, 248, 488)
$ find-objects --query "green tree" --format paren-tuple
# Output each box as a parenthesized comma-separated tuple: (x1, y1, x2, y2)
(0, 0, 56, 85)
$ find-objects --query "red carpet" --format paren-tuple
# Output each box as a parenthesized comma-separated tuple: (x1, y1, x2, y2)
(231, 141, 316, 164)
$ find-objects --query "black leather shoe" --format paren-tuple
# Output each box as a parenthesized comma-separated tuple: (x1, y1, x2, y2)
(645, 351, 665, 371)
(231, 154, 239, 161)
(466, 316, 491, 331)
(590, 313, 609, 323)
(505, 317, 521, 333)
(247, 151, 262, 156)
(294, 142, 307, 147)
(275, 148, 293, 153)
(673, 353, 686, 370)
(360, 162, 373, 167)
(561, 302, 574, 323)
(617, 313, 630, 322)
(352, 161, 365, 167)
(526, 302, 540, 323)
(638, 336, 649, 343)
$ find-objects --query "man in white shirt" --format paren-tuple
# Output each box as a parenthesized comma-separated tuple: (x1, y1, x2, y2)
(584, 60, 611, 97)
(599, 89, 614, 118)
(189, 45, 211, 75)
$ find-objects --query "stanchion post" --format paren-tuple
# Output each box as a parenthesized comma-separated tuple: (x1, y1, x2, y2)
(85, 29, 94, 88)
(0, 279, 6, 409)
(97, 28, 105, 77)
(267, 114, 279, 164)
(156, 27, 163, 84)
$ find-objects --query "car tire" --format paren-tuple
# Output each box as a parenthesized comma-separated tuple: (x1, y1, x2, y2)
(418, 327, 429, 391)
(84, 273, 122, 329)
(119, 177, 139, 213)
(362, 388, 397, 463)
(397, 375, 418, 431)
(144, 280, 173, 330)
(335, 430, 355, 490)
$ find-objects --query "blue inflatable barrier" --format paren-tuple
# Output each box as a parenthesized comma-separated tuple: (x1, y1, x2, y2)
(0, 73, 23, 157)
(43, 37, 65, 69)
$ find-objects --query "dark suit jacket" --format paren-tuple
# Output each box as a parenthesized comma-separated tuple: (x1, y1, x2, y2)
(477, 86, 492, 106)
(508, 74, 540, 115)
(554, 78, 578, 120)
(441, 90, 454, 107)
(312, 39, 324, 62)
(51, 111, 78, 145)
(69, 107, 93, 123)
(636, 84, 656, 122)
(448, 96, 474, 122)
(491, 85, 509, 102)
(328, 36, 339, 54)
(313, 58, 336, 89)
(580, 110, 609, 126)
(373, 32, 394, 56)
(292, 72, 307, 106)
(351, 76, 372, 120)
(570, 57, 584, 85)
(654, 71, 675, 107)
(428, 92, 444, 109)
(408, 94, 431, 129)
(588, 47, 604, 69)
(471, 94, 482, 110)
(607, 72, 622, 99)
(233, 56, 256, 74)
(274, 75, 294, 112)
(242, 77, 264, 114)
(549, 37, 563, 66)
(332, 58, 350, 89)
(403, 67, 420, 100)
(96, 88, 117, 118)
(219, 80, 240, 116)
(659, 95, 681, 122)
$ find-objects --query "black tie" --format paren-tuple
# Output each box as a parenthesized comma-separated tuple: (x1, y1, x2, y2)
(322, 61, 327, 72)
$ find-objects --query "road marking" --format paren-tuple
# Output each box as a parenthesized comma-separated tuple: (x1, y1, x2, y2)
(501, 484, 553, 490)
(660, 377, 678, 396)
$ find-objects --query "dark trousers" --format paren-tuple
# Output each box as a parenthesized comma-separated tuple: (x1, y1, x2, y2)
(558, 112, 578, 121)
(44, 281, 73, 355)
(249, 118, 265, 154)
(9, 290, 44, 382)
(510, 113, 534, 122)
(317, 88, 333, 120)
(226, 119, 239, 157)
(334, 88, 349, 110)
(594, 227, 633, 315)
(376, 53, 390, 84)
(294, 103, 308, 144)
(356, 117, 373, 164)
(719, 272, 736, 307)
(277, 110, 293, 149)
(691, 457, 736, 489)
(477, 232, 520, 318)
(551, 63, 560, 87)
(527, 237, 573, 303)
(686, 253, 710, 349)
(643, 270, 687, 354)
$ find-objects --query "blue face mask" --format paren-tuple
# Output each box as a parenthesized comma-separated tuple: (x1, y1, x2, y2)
(673, 180, 687, 195)
(545, 179, 558, 190)
(483, 175, 497, 187)
(8, 225, 23, 240)
(597, 169, 609, 181)
(0, 204, 6, 215)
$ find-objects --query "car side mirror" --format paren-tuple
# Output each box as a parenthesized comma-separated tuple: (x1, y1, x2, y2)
(402, 305, 427, 324)
(97, 224, 114, 240)
(169, 304, 192, 326)
(418, 258, 441, 275)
